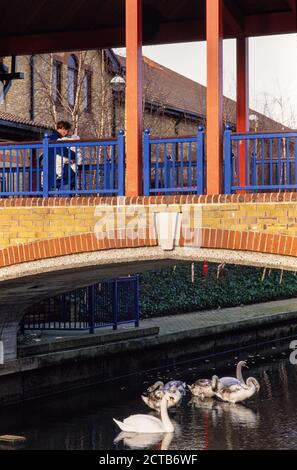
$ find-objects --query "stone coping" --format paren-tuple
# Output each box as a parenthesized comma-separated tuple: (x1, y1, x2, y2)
(1, 192, 297, 207)
(0, 228, 297, 269)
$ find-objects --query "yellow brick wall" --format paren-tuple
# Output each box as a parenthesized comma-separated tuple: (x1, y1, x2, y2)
(202, 203, 297, 236)
(0, 202, 297, 250)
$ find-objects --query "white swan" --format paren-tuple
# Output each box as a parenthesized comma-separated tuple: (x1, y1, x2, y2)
(213, 377, 260, 404)
(188, 362, 248, 399)
(113, 391, 180, 433)
(217, 361, 248, 388)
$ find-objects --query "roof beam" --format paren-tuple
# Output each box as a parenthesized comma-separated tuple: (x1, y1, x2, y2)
(244, 10, 297, 37)
(0, 10, 297, 56)
(0, 20, 208, 56)
(287, 0, 297, 28)
(0, 26, 125, 56)
(287, 0, 297, 13)
(223, 0, 244, 35)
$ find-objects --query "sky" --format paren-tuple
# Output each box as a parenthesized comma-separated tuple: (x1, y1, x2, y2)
(116, 34, 297, 127)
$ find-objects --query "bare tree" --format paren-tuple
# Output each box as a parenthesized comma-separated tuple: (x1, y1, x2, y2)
(32, 50, 115, 138)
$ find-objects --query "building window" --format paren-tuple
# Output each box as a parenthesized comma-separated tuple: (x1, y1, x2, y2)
(52, 60, 62, 103)
(68, 54, 78, 107)
(83, 70, 92, 112)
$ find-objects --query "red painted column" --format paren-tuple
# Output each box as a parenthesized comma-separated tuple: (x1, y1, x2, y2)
(237, 36, 249, 190)
(206, 0, 223, 195)
(125, 0, 143, 196)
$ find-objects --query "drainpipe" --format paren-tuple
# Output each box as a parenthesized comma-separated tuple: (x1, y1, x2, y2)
(29, 55, 35, 121)
(174, 115, 183, 135)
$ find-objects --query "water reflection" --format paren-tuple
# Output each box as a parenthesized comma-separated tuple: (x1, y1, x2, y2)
(212, 402, 259, 428)
(114, 431, 174, 450)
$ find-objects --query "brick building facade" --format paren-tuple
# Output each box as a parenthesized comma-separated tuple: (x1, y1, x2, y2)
(0, 49, 286, 141)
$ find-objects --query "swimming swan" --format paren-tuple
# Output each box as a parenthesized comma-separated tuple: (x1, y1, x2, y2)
(164, 380, 187, 395)
(142, 381, 165, 411)
(142, 380, 184, 410)
(188, 362, 248, 399)
(213, 377, 260, 404)
(147, 380, 186, 394)
(113, 391, 180, 433)
(188, 378, 217, 399)
(218, 361, 249, 389)
(147, 381, 165, 393)
(141, 386, 181, 411)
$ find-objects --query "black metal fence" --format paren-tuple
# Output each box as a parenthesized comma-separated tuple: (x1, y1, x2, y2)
(21, 276, 140, 334)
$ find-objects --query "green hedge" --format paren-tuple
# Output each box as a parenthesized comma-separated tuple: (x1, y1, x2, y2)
(140, 263, 297, 318)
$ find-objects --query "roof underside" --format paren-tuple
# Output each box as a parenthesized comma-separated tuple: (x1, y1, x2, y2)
(0, 0, 296, 55)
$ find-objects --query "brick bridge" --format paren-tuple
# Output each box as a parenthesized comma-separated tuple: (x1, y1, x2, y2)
(1, 193, 297, 363)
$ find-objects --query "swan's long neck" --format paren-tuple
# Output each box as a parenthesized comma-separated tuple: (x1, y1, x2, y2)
(160, 397, 174, 432)
(236, 363, 245, 383)
(247, 377, 259, 392)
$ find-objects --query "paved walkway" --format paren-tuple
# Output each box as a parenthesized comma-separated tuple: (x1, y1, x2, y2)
(20, 297, 297, 351)
(142, 297, 297, 335)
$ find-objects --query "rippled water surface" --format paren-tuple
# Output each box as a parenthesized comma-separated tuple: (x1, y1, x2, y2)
(1, 339, 297, 450)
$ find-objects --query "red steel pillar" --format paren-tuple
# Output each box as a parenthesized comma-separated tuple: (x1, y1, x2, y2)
(206, 0, 223, 195)
(237, 35, 249, 190)
(125, 0, 143, 196)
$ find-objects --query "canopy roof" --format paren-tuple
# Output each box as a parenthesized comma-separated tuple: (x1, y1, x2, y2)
(0, 0, 296, 56)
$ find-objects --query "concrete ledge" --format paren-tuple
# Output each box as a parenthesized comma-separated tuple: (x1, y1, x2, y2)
(18, 326, 159, 358)
(3, 309, 297, 377)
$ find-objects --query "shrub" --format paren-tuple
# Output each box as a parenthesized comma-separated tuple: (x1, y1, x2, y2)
(140, 263, 297, 318)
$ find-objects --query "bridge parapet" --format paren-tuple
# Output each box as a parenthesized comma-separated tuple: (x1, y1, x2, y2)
(0, 193, 297, 268)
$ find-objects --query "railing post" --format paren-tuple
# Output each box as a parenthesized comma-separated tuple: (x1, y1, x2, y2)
(143, 128, 151, 196)
(224, 125, 232, 194)
(134, 274, 140, 328)
(117, 129, 125, 196)
(113, 280, 118, 330)
(197, 126, 204, 194)
(88, 285, 95, 334)
(104, 159, 111, 192)
(42, 133, 49, 198)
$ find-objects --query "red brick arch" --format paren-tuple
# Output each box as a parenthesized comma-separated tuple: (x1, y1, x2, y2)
(0, 229, 157, 268)
(0, 227, 296, 269)
(181, 228, 297, 258)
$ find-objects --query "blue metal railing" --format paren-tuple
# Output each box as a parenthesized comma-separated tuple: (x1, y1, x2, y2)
(143, 127, 205, 195)
(0, 130, 125, 197)
(224, 128, 297, 193)
(21, 275, 140, 334)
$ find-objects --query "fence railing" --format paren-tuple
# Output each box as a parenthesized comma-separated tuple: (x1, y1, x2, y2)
(143, 127, 205, 195)
(0, 130, 125, 197)
(224, 127, 297, 193)
(21, 276, 140, 334)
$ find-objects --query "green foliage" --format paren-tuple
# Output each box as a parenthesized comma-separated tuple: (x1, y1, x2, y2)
(140, 264, 297, 318)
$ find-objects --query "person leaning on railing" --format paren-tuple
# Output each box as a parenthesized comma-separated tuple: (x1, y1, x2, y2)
(39, 120, 76, 191)
(58, 133, 82, 191)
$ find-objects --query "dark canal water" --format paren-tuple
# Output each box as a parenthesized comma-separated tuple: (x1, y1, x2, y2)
(1, 337, 297, 450)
